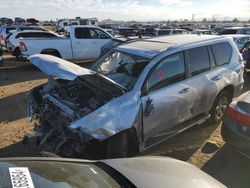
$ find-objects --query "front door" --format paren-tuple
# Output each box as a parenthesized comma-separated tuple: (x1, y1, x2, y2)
(141, 52, 196, 148)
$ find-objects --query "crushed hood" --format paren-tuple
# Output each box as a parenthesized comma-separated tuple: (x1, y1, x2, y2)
(28, 54, 96, 81)
(28, 54, 126, 91)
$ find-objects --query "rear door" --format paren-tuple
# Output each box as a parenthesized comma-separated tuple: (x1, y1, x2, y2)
(72, 27, 111, 60)
(141, 52, 197, 147)
(184, 43, 233, 116)
(183, 46, 217, 116)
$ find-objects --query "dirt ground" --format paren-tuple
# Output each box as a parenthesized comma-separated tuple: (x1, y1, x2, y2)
(1, 51, 250, 188)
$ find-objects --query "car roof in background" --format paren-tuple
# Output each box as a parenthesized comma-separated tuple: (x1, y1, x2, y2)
(116, 34, 224, 59)
(223, 34, 250, 38)
(225, 27, 249, 30)
(15, 30, 50, 34)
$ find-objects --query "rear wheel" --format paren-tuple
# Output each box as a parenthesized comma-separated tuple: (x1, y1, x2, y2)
(209, 90, 231, 123)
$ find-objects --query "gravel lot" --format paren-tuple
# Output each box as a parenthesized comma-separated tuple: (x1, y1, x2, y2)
(1, 51, 250, 187)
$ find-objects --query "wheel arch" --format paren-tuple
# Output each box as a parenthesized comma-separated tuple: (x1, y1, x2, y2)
(220, 85, 234, 100)
(41, 48, 61, 58)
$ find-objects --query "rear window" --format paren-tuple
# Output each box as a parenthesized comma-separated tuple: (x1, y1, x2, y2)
(220, 29, 237, 35)
(211, 42, 232, 66)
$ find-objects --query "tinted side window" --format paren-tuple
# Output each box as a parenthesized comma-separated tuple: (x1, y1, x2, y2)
(89, 28, 111, 39)
(172, 30, 182, 34)
(240, 28, 250, 35)
(32, 33, 56, 38)
(187, 46, 210, 76)
(211, 42, 232, 66)
(147, 52, 186, 92)
(15, 33, 32, 38)
(158, 30, 170, 35)
(75, 28, 91, 39)
(237, 37, 250, 45)
(220, 29, 237, 35)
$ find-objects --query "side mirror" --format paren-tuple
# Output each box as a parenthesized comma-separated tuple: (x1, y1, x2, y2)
(65, 32, 70, 38)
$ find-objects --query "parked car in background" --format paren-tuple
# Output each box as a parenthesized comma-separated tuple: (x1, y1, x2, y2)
(20, 25, 113, 61)
(0, 25, 46, 46)
(212, 27, 226, 35)
(6, 30, 59, 60)
(0, 156, 226, 188)
(240, 40, 250, 68)
(153, 28, 190, 36)
(222, 91, 250, 158)
(191, 29, 218, 35)
(224, 34, 250, 50)
(27, 35, 244, 158)
(220, 27, 250, 35)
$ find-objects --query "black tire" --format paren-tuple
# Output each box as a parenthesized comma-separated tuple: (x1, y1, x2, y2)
(14, 48, 22, 61)
(41, 50, 61, 58)
(209, 90, 232, 123)
(104, 129, 139, 159)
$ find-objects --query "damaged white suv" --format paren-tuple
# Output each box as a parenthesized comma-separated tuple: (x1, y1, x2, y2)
(28, 35, 244, 159)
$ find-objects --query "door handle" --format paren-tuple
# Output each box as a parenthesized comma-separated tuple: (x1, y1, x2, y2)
(211, 75, 222, 81)
(179, 87, 190, 94)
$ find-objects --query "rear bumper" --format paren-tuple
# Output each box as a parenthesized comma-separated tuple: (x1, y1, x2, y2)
(221, 121, 250, 157)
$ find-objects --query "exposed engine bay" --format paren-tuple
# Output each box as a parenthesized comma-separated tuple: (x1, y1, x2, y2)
(28, 75, 124, 158)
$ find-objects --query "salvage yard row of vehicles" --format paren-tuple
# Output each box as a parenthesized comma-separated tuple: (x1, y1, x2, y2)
(1, 24, 250, 188)
(27, 35, 244, 159)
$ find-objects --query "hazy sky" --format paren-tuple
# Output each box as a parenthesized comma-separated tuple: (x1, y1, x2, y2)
(1, 0, 250, 21)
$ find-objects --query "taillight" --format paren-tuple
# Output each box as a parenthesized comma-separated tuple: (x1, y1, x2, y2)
(227, 106, 250, 126)
(19, 42, 27, 51)
(0, 35, 3, 41)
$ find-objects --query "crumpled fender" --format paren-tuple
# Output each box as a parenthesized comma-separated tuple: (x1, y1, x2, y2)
(70, 91, 142, 141)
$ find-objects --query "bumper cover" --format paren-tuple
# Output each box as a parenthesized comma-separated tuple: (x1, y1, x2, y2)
(221, 122, 250, 157)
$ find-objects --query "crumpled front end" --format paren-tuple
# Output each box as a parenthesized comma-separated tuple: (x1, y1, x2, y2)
(27, 75, 126, 158)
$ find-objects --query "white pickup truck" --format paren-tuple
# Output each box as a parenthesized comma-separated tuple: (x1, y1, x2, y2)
(19, 25, 113, 61)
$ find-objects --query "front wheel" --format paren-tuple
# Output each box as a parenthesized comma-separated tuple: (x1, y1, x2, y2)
(14, 48, 22, 61)
(209, 91, 231, 123)
(104, 129, 139, 159)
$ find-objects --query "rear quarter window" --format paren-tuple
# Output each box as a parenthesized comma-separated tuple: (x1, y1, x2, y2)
(210, 42, 232, 66)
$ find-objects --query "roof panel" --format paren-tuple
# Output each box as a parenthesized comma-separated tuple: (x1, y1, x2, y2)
(116, 34, 225, 59)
